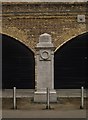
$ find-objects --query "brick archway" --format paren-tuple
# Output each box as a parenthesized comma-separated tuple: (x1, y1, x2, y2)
(1, 27, 34, 52)
(54, 26, 87, 52)
(2, 34, 35, 89)
(54, 32, 88, 89)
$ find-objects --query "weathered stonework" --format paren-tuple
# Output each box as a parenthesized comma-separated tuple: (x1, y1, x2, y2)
(34, 33, 57, 102)
(1, 2, 88, 52)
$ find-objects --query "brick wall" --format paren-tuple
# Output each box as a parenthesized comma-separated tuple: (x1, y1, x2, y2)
(2, 2, 87, 52)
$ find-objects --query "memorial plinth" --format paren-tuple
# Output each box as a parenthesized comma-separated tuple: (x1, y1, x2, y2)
(34, 33, 57, 102)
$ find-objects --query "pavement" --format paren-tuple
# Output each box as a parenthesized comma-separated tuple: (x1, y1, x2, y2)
(1, 89, 87, 119)
(1, 109, 87, 118)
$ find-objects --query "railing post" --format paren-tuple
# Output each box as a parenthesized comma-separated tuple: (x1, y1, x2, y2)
(80, 86, 84, 109)
(13, 87, 16, 109)
(46, 88, 50, 109)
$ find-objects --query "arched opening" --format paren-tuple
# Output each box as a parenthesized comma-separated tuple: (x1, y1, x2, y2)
(54, 32, 88, 89)
(2, 34, 35, 89)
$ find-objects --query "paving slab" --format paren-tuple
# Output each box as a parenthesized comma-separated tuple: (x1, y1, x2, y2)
(2, 110, 87, 118)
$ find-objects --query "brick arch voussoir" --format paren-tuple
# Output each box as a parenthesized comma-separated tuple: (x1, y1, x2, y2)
(55, 27, 87, 52)
(1, 27, 34, 52)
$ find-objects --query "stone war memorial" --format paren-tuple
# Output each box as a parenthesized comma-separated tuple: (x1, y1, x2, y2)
(34, 33, 57, 102)
(2, 1, 88, 90)
(1, 1, 88, 119)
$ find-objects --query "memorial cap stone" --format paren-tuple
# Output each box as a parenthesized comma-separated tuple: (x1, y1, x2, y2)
(37, 33, 54, 48)
(39, 33, 52, 43)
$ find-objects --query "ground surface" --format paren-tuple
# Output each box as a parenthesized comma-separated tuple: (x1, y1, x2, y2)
(1, 98, 88, 118)
(2, 98, 88, 110)
(2, 109, 87, 118)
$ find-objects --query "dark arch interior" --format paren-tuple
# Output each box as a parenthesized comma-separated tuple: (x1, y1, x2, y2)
(54, 32, 88, 89)
(2, 34, 35, 89)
